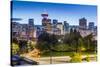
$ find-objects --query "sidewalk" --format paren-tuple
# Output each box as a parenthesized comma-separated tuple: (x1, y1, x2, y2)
(21, 54, 97, 64)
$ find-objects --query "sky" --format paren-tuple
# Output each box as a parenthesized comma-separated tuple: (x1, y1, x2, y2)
(11, 1, 97, 26)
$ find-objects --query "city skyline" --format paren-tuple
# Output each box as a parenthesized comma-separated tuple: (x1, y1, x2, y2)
(12, 1, 97, 26)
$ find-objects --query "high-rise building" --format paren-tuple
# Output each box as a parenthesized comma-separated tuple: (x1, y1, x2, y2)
(41, 12, 48, 19)
(28, 19, 34, 40)
(52, 19, 58, 29)
(64, 21, 69, 33)
(28, 19, 34, 28)
(41, 12, 49, 26)
(41, 12, 52, 33)
(11, 18, 22, 39)
(20, 24, 28, 39)
(88, 22, 94, 30)
(53, 19, 58, 25)
(12, 22, 21, 39)
(57, 22, 64, 35)
(79, 17, 87, 29)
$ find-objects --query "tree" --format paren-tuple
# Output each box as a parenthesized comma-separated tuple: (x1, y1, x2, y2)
(11, 43, 19, 55)
(11, 38, 19, 55)
(70, 28, 74, 35)
(78, 38, 85, 52)
(83, 33, 94, 51)
(18, 40, 28, 54)
(63, 33, 71, 45)
(12, 38, 18, 44)
(27, 40, 36, 52)
(36, 31, 58, 52)
(36, 32, 50, 52)
(63, 28, 82, 51)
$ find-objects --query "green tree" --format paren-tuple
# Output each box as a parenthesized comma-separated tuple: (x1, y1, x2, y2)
(11, 38, 19, 55)
(63, 28, 82, 51)
(27, 40, 35, 52)
(83, 33, 94, 51)
(18, 40, 28, 54)
(78, 38, 85, 52)
(12, 38, 18, 44)
(11, 43, 19, 55)
(36, 31, 58, 52)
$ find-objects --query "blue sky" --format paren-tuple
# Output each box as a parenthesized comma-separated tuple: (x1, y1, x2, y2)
(11, 1, 97, 25)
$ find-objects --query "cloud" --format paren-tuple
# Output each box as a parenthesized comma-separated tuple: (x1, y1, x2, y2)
(11, 18, 22, 21)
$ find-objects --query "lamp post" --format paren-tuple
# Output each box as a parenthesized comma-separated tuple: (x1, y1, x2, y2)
(49, 34, 54, 64)
(49, 33, 57, 64)
(50, 49, 52, 64)
(49, 39, 53, 64)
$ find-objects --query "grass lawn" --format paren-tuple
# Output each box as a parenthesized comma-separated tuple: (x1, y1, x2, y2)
(41, 51, 96, 57)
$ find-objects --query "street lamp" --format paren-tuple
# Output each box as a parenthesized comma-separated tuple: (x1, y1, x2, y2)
(49, 40, 53, 64)
(46, 43, 52, 64)
(50, 48, 52, 64)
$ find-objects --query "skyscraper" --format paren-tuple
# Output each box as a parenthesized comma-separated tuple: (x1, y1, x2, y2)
(12, 22, 21, 39)
(64, 21, 69, 33)
(53, 19, 58, 25)
(29, 19, 34, 27)
(28, 18, 34, 40)
(52, 19, 58, 32)
(57, 22, 64, 35)
(79, 17, 87, 29)
(41, 12, 49, 26)
(41, 12, 52, 33)
(88, 22, 94, 30)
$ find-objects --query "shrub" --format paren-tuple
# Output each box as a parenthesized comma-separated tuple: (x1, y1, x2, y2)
(11, 43, 19, 55)
(70, 52, 82, 63)
(86, 54, 90, 62)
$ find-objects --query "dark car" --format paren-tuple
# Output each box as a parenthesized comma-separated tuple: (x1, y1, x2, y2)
(11, 55, 39, 66)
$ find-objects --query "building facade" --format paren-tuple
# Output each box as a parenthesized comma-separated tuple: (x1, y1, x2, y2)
(56, 22, 64, 35)
(88, 22, 94, 30)
(79, 17, 87, 29)
(64, 21, 69, 34)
